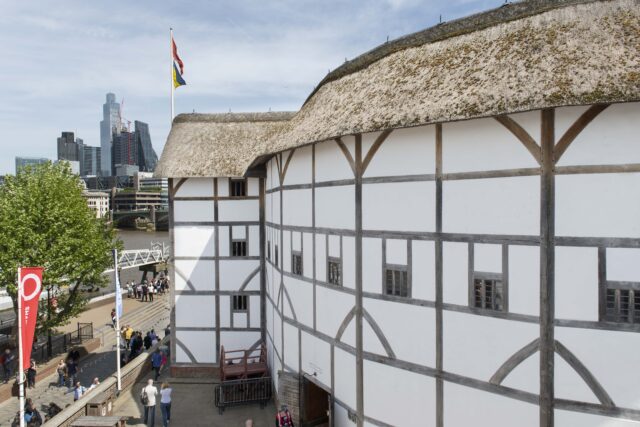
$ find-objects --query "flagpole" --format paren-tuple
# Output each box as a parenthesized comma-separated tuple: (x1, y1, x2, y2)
(170, 28, 174, 123)
(17, 267, 24, 427)
(113, 250, 122, 391)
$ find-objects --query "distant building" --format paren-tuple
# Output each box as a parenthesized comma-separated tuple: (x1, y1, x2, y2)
(100, 93, 122, 176)
(115, 164, 140, 177)
(82, 146, 101, 176)
(57, 131, 82, 162)
(134, 121, 158, 172)
(112, 189, 167, 211)
(112, 130, 138, 175)
(57, 159, 80, 174)
(82, 191, 110, 218)
(134, 171, 167, 192)
(15, 157, 48, 173)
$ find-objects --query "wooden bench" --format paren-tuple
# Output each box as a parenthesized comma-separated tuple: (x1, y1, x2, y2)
(219, 343, 268, 382)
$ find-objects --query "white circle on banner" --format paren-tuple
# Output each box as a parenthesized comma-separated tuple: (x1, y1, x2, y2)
(20, 273, 41, 301)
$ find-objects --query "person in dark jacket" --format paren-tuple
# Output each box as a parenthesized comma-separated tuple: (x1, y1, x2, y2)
(143, 332, 152, 350)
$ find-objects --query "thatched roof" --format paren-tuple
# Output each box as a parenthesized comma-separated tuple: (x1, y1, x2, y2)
(155, 112, 294, 178)
(157, 0, 640, 178)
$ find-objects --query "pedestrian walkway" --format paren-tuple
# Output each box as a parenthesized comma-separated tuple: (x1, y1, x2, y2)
(113, 369, 275, 427)
(0, 293, 170, 426)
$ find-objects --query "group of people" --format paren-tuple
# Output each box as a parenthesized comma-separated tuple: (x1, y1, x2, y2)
(125, 275, 170, 303)
(119, 326, 167, 369)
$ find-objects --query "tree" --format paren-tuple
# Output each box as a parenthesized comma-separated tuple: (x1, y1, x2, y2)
(0, 161, 121, 340)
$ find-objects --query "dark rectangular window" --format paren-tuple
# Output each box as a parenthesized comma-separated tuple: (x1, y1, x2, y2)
(230, 179, 246, 197)
(275, 244, 279, 267)
(327, 257, 341, 286)
(292, 251, 303, 276)
(604, 284, 640, 324)
(473, 276, 505, 312)
(232, 295, 248, 312)
(267, 241, 271, 261)
(384, 267, 408, 297)
(231, 240, 247, 257)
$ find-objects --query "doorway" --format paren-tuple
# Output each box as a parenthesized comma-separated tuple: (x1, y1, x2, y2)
(301, 376, 332, 427)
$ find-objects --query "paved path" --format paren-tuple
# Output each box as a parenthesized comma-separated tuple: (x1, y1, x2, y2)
(0, 294, 170, 426)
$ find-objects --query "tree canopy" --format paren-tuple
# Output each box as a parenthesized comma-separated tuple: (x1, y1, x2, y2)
(0, 161, 121, 335)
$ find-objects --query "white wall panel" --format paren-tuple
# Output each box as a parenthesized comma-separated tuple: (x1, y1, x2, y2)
(555, 353, 600, 404)
(175, 295, 215, 328)
(284, 323, 299, 372)
(174, 226, 215, 257)
(303, 233, 313, 277)
(386, 239, 407, 265)
(444, 382, 538, 427)
(250, 295, 261, 328)
(443, 115, 540, 173)
(555, 409, 640, 427)
(362, 125, 436, 177)
(220, 331, 260, 354)
(365, 298, 435, 367)
(316, 186, 355, 229)
(362, 321, 387, 356)
(328, 235, 341, 257)
(301, 331, 332, 390)
(443, 176, 539, 235)
(443, 311, 538, 381)
(175, 331, 216, 363)
(363, 182, 435, 232)
(501, 351, 539, 395)
(249, 226, 260, 257)
(233, 312, 248, 328)
(362, 238, 382, 294)
(218, 260, 260, 291)
(272, 191, 281, 223)
(217, 178, 229, 197)
(219, 226, 229, 257)
(220, 295, 230, 328)
(364, 360, 436, 426)
(508, 245, 540, 316)
(218, 199, 259, 222)
(282, 146, 312, 185)
(283, 230, 291, 272)
(556, 327, 640, 409)
(607, 248, 640, 282)
(316, 286, 354, 339)
(556, 102, 640, 167)
(556, 247, 598, 321)
(283, 189, 312, 227)
(443, 242, 469, 306)
(556, 173, 640, 238)
(315, 139, 355, 182)
(284, 276, 314, 328)
(474, 243, 502, 273)
(174, 201, 214, 223)
(247, 177, 260, 196)
(174, 259, 214, 292)
(174, 178, 214, 197)
(333, 347, 356, 410)
(343, 237, 356, 290)
(412, 240, 435, 301)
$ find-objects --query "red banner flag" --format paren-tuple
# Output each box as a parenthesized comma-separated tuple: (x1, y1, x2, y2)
(19, 267, 43, 371)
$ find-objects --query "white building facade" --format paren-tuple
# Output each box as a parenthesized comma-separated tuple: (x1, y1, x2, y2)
(83, 191, 110, 218)
(157, 1, 640, 426)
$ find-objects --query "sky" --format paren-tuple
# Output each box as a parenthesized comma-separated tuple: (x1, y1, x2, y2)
(0, 0, 497, 175)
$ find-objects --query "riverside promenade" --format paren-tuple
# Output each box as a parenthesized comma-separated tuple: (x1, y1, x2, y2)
(0, 293, 170, 426)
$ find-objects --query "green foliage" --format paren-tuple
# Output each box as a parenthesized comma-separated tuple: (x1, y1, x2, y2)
(0, 162, 122, 334)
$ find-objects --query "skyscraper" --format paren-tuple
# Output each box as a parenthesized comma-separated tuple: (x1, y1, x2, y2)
(15, 157, 49, 173)
(57, 132, 80, 161)
(100, 93, 122, 176)
(112, 130, 138, 175)
(134, 121, 158, 172)
(82, 146, 101, 176)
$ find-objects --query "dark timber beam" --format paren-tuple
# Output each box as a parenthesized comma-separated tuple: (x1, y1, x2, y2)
(354, 134, 364, 427)
(259, 178, 267, 346)
(540, 108, 555, 427)
(435, 123, 444, 427)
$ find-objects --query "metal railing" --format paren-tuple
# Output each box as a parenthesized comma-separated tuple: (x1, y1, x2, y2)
(30, 322, 95, 364)
(214, 376, 273, 414)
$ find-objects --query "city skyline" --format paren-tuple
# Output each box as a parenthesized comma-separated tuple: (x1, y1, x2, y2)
(0, 0, 495, 175)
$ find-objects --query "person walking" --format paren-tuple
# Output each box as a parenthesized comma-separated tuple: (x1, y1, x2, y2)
(141, 281, 149, 302)
(111, 308, 117, 328)
(144, 332, 152, 350)
(125, 325, 134, 349)
(56, 359, 67, 387)
(141, 379, 158, 426)
(26, 359, 36, 389)
(88, 377, 100, 392)
(275, 405, 295, 427)
(151, 349, 162, 381)
(160, 382, 172, 427)
(66, 358, 78, 389)
(73, 381, 87, 401)
(149, 283, 155, 302)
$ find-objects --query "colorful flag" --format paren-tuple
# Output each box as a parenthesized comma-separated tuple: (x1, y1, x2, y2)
(19, 267, 43, 370)
(172, 36, 186, 88)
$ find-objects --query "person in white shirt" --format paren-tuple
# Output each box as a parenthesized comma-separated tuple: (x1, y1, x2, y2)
(141, 379, 158, 426)
(160, 382, 172, 427)
(88, 377, 100, 391)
